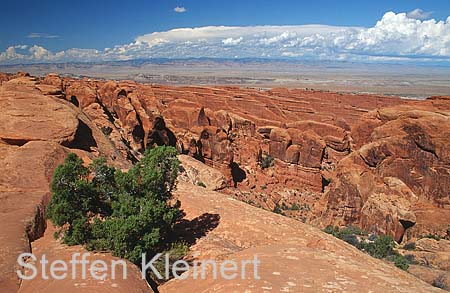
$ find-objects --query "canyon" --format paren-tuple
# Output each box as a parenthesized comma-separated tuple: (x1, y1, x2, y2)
(0, 71, 449, 292)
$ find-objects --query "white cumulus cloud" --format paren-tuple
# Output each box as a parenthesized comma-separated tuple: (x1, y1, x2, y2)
(174, 6, 186, 13)
(1, 11, 450, 65)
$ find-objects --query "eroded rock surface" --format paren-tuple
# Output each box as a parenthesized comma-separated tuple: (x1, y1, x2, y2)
(160, 182, 439, 292)
(0, 72, 449, 292)
(0, 74, 129, 291)
(313, 103, 450, 243)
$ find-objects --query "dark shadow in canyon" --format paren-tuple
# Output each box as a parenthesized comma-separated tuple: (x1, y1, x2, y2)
(231, 162, 246, 187)
(69, 95, 79, 107)
(147, 117, 177, 148)
(67, 119, 98, 151)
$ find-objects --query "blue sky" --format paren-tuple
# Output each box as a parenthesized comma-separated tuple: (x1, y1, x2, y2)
(1, 0, 450, 64)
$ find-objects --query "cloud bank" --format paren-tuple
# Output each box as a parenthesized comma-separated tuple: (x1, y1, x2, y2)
(1, 11, 450, 64)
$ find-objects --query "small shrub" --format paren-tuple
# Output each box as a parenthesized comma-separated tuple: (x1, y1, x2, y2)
(261, 185, 267, 190)
(324, 226, 413, 271)
(150, 241, 189, 282)
(323, 225, 340, 237)
(391, 254, 410, 271)
(259, 154, 274, 169)
(197, 181, 206, 188)
(273, 203, 285, 215)
(339, 225, 367, 237)
(403, 242, 416, 251)
(359, 235, 396, 259)
(368, 233, 378, 241)
(404, 254, 417, 264)
(432, 275, 448, 290)
(290, 203, 301, 211)
(341, 234, 360, 246)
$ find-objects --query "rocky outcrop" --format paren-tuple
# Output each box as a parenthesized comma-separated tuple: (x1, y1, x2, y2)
(405, 238, 450, 271)
(0, 141, 68, 292)
(269, 127, 292, 161)
(0, 77, 78, 145)
(64, 80, 97, 108)
(35, 73, 449, 243)
(313, 103, 450, 242)
(0, 75, 130, 291)
(401, 238, 450, 289)
(178, 154, 227, 191)
(2, 72, 449, 292)
(159, 182, 439, 292)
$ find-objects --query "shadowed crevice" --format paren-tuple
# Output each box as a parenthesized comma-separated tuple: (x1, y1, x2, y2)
(67, 119, 98, 151)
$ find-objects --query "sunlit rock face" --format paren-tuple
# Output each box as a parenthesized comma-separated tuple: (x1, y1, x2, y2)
(0, 72, 448, 292)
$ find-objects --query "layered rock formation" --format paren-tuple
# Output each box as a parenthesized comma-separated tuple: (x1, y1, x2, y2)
(313, 101, 450, 243)
(38, 72, 450, 242)
(404, 238, 450, 290)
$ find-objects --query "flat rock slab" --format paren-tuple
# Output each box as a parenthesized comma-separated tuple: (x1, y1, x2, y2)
(0, 78, 78, 145)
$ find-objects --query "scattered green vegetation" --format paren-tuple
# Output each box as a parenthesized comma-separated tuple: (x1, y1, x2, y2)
(260, 185, 267, 190)
(404, 254, 417, 264)
(197, 181, 206, 188)
(419, 233, 441, 241)
(150, 241, 190, 281)
(432, 275, 448, 290)
(403, 242, 416, 251)
(389, 254, 410, 271)
(324, 226, 411, 271)
(323, 225, 367, 238)
(259, 154, 274, 169)
(272, 203, 285, 215)
(47, 146, 184, 265)
(279, 202, 310, 212)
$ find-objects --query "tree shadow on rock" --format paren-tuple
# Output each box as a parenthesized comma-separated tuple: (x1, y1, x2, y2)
(172, 212, 220, 246)
(148, 213, 220, 292)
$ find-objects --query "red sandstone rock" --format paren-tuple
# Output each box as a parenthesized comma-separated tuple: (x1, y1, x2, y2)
(178, 154, 227, 190)
(313, 103, 450, 242)
(0, 77, 78, 146)
(269, 127, 291, 161)
(2, 72, 448, 292)
(64, 80, 97, 108)
(159, 182, 439, 293)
